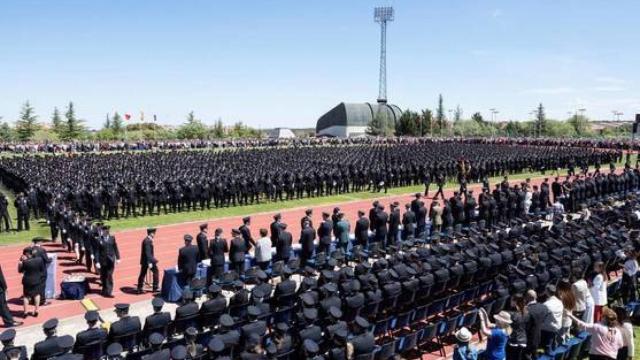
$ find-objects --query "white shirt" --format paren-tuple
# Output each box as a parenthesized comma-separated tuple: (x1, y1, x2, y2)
(623, 258, 639, 277)
(254, 236, 272, 262)
(621, 321, 634, 358)
(572, 279, 592, 312)
(542, 295, 564, 332)
(590, 274, 608, 306)
(552, 202, 565, 215)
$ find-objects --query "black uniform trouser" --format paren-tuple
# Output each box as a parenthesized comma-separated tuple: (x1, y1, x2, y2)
(137, 263, 159, 291)
(16, 213, 29, 231)
(434, 186, 445, 200)
(318, 242, 331, 255)
(0, 290, 14, 325)
(387, 228, 398, 248)
(100, 262, 115, 296)
(208, 264, 224, 285)
(0, 211, 10, 231)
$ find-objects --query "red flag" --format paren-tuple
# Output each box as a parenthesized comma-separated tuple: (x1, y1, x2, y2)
(124, 113, 131, 121)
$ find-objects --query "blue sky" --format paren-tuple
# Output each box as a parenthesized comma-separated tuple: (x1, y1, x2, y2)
(0, 0, 638, 129)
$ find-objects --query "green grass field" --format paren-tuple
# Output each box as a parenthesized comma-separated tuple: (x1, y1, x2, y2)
(0, 166, 580, 245)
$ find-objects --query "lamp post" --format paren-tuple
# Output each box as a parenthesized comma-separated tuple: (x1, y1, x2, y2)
(448, 109, 454, 137)
(490, 108, 499, 138)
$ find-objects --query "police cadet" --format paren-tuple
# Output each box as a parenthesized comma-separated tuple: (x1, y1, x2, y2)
(229, 229, 247, 276)
(347, 317, 375, 358)
(317, 212, 333, 255)
(108, 304, 141, 349)
(174, 290, 199, 324)
(143, 298, 171, 342)
(0, 329, 26, 360)
(14, 193, 29, 232)
(137, 227, 159, 294)
(32, 318, 61, 360)
(208, 228, 228, 283)
(299, 220, 316, 267)
(354, 210, 370, 248)
(177, 235, 198, 285)
(0, 194, 10, 232)
(74, 311, 107, 354)
(239, 217, 255, 251)
(196, 223, 209, 262)
(95, 225, 120, 297)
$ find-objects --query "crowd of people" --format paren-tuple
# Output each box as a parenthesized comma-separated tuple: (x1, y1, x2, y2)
(0, 167, 639, 359)
(0, 142, 619, 232)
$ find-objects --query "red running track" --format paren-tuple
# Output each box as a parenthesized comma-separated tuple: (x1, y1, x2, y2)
(0, 177, 552, 329)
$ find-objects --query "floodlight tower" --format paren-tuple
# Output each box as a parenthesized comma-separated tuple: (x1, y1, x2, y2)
(374, 6, 394, 104)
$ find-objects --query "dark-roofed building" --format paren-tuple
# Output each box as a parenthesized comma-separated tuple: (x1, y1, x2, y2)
(316, 101, 402, 137)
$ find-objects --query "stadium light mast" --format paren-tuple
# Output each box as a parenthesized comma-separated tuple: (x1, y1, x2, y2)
(374, 6, 394, 104)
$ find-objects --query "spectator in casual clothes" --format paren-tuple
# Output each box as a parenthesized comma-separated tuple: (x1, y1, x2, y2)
(590, 261, 609, 323)
(506, 294, 528, 360)
(541, 284, 563, 353)
(571, 270, 595, 324)
(254, 229, 272, 271)
(567, 307, 624, 360)
(525, 290, 546, 358)
(613, 307, 634, 360)
(453, 327, 478, 360)
(557, 279, 577, 343)
(479, 308, 512, 360)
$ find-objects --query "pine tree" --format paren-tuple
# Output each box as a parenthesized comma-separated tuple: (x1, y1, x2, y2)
(15, 101, 39, 141)
(103, 113, 111, 130)
(51, 107, 63, 135)
(454, 105, 463, 122)
(0, 122, 13, 141)
(471, 112, 485, 123)
(212, 119, 225, 138)
(535, 103, 546, 137)
(421, 109, 433, 136)
(111, 112, 124, 134)
(436, 94, 446, 134)
(62, 102, 85, 140)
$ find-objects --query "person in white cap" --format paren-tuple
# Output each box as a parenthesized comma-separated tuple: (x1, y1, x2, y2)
(453, 327, 477, 360)
(479, 308, 512, 360)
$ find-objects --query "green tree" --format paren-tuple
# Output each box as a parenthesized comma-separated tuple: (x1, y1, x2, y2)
(471, 112, 484, 123)
(568, 114, 591, 137)
(0, 122, 14, 141)
(51, 107, 64, 136)
(396, 110, 420, 136)
(103, 113, 111, 130)
(176, 111, 208, 139)
(420, 109, 433, 136)
(366, 112, 386, 136)
(61, 102, 85, 140)
(436, 94, 446, 134)
(454, 105, 463, 123)
(111, 112, 124, 135)
(15, 101, 40, 141)
(212, 119, 225, 138)
(535, 103, 546, 137)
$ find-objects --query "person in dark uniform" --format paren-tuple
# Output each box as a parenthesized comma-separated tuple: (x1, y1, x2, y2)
(32, 319, 62, 360)
(0, 194, 10, 232)
(95, 225, 120, 297)
(177, 235, 199, 285)
(0, 329, 27, 360)
(300, 209, 314, 229)
(143, 298, 171, 340)
(265, 323, 292, 357)
(145, 333, 169, 360)
(354, 210, 370, 248)
(108, 304, 141, 345)
(270, 214, 282, 247)
(208, 228, 228, 283)
(299, 220, 316, 266)
(0, 265, 20, 328)
(276, 223, 293, 263)
(402, 203, 416, 239)
(74, 311, 107, 354)
(229, 229, 247, 276)
(387, 202, 401, 247)
(137, 228, 159, 294)
(348, 317, 375, 358)
(374, 204, 389, 249)
(18, 247, 45, 317)
(196, 223, 209, 262)
(14, 193, 29, 231)
(317, 212, 333, 255)
(174, 290, 199, 323)
(239, 217, 255, 251)
(199, 285, 226, 326)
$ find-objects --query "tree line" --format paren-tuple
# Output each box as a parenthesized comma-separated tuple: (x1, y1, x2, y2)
(0, 101, 262, 142)
(367, 95, 623, 138)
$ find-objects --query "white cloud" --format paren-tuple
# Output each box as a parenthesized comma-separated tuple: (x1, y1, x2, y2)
(523, 87, 575, 95)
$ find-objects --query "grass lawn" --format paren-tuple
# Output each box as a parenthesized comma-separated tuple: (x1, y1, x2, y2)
(0, 153, 634, 246)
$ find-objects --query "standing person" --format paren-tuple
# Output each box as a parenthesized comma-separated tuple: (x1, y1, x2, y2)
(270, 214, 282, 247)
(479, 308, 512, 360)
(196, 223, 209, 262)
(571, 270, 595, 324)
(95, 225, 120, 297)
(402, 203, 416, 240)
(18, 248, 45, 317)
(239, 217, 256, 251)
(0, 265, 21, 327)
(590, 261, 608, 323)
(136, 228, 159, 294)
(354, 210, 370, 248)
(317, 212, 333, 255)
(541, 284, 564, 353)
(387, 202, 400, 247)
(557, 279, 577, 343)
(335, 213, 350, 253)
(14, 193, 29, 231)
(621, 249, 638, 303)
(434, 173, 446, 200)
(229, 228, 247, 275)
(208, 228, 228, 283)
(276, 223, 293, 263)
(431, 201, 443, 234)
(298, 222, 315, 267)
(453, 327, 478, 360)
(566, 307, 624, 360)
(613, 307, 634, 360)
(30, 237, 51, 306)
(254, 228, 272, 271)
(506, 294, 528, 360)
(177, 235, 198, 285)
(0, 194, 10, 232)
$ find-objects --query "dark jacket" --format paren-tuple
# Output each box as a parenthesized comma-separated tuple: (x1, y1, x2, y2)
(229, 236, 247, 263)
(178, 245, 199, 277)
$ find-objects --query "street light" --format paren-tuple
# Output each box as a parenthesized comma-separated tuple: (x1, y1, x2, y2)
(489, 108, 499, 138)
(448, 109, 454, 137)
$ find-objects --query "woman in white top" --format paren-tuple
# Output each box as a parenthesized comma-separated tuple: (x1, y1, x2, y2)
(524, 189, 532, 214)
(621, 249, 638, 304)
(572, 270, 595, 324)
(590, 261, 608, 323)
(613, 307, 634, 360)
